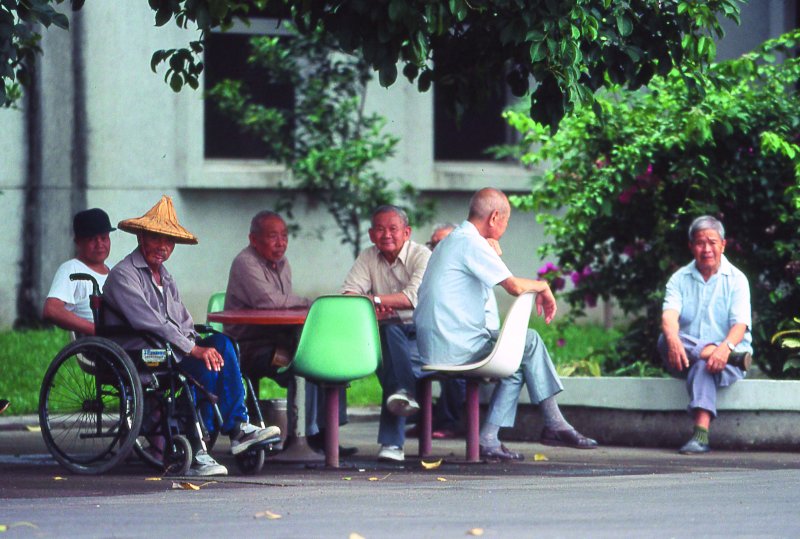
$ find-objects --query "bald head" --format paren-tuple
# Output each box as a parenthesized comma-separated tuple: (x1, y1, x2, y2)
(468, 188, 510, 220)
(467, 188, 511, 241)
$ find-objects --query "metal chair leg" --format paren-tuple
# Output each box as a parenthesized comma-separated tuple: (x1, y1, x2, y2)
(465, 380, 481, 463)
(418, 377, 433, 457)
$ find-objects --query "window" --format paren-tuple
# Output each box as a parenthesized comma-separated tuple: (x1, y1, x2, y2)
(203, 10, 294, 160)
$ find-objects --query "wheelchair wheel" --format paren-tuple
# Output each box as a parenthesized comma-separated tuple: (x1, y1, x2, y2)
(164, 435, 192, 476)
(234, 447, 265, 475)
(39, 337, 143, 475)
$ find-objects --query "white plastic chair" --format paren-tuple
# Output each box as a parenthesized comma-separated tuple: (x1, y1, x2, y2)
(418, 290, 536, 462)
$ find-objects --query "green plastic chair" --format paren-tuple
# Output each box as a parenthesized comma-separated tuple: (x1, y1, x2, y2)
(288, 294, 382, 467)
(206, 292, 226, 332)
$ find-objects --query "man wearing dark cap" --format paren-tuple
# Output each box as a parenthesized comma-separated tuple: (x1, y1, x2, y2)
(43, 208, 115, 335)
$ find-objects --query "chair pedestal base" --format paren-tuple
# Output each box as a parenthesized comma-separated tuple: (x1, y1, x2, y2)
(269, 376, 323, 463)
(418, 377, 482, 463)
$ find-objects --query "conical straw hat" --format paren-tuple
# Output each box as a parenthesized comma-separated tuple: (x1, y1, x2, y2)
(117, 195, 198, 245)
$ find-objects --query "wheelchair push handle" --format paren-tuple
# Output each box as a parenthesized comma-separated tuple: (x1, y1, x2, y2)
(70, 273, 101, 296)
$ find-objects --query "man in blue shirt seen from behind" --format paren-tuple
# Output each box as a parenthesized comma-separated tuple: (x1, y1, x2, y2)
(415, 187, 597, 461)
(659, 215, 753, 455)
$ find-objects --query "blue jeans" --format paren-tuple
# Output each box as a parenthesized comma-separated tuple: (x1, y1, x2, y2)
(483, 329, 563, 427)
(657, 333, 744, 417)
(377, 323, 426, 447)
(179, 333, 249, 435)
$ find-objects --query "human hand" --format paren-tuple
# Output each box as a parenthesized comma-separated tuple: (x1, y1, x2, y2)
(535, 285, 557, 324)
(486, 238, 503, 256)
(705, 345, 729, 374)
(665, 336, 689, 372)
(190, 345, 224, 372)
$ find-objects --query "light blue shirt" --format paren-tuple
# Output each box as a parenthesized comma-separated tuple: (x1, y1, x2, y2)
(415, 221, 513, 365)
(662, 255, 752, 353)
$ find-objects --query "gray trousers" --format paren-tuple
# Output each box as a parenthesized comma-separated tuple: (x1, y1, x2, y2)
(657, 333, 744, 417)
(482, 329, 564, 427)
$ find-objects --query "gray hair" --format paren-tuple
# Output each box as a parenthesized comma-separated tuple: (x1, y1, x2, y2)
(371, 205, 409, 227)
(250, 210, 284, 235)
(432, 222, 457, 234)
(688, 215, 725, 242)
(468, 188, 509, 220)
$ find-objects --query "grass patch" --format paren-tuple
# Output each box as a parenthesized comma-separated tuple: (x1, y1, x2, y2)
(0, 320, 648, 416)
(255, 374, 382, 406)
(0, 328, 71, 415)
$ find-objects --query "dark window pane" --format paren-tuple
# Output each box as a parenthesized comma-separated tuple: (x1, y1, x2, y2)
(204, 33, 294, 159)
(433, 83, 509, 161)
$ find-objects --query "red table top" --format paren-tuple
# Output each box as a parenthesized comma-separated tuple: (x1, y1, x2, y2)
(207, 308, 399, 326)
(207, 308, 309, 326)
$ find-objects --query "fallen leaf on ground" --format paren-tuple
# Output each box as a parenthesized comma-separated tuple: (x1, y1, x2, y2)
(436, 477, 447, 482)
(533, 453, 549, 461)
(368, 477, 378, 481)
(2, 522, 39, 531)
(171, 481, 200, 490)
(467, 527, 484, 536)
(145, 477, 162, 481)
(421, 459, 443, 470)
(53, 477, 66, 481)
(254, 510, 281, 520)
(342, 477, 352, 481)
(349, 533, 365, 539)
(25, 425, 40, 432)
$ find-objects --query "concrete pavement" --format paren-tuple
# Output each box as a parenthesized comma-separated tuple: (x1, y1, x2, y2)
(1, 411, 799, 537)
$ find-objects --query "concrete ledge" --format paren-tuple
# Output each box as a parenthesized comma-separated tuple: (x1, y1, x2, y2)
(480, 377, 800, 450)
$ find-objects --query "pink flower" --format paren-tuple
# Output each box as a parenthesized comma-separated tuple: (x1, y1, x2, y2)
(552, 276, 566, 291)
(571, 265, 594, 286)
(537, 262, 560, 277)
(557, 338, 566, 347)
(618, 185, 638, 204)
(584, 294, 598, 308)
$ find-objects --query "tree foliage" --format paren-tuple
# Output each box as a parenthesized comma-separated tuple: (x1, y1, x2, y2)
(3, 0, 741, 130)
(207, 23, 433, 258)
(499, 30, 800, 377)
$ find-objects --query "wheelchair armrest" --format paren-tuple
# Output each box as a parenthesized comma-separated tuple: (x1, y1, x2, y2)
(194, 324, 217, 335)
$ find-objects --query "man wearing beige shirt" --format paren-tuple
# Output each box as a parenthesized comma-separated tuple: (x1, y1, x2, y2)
(341, 205, 431, 462)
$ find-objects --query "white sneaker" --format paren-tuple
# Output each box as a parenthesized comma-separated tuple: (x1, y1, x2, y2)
(386, 390, 420, 418)
(230, 423, 281, 455)
(378, 445, 405, 462)
(187, 450, 227, 476)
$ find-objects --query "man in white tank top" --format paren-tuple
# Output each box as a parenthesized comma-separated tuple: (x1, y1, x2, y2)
(43, 208, 115, 335)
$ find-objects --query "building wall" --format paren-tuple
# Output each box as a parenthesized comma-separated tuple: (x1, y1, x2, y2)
(0, 1, 795, 329)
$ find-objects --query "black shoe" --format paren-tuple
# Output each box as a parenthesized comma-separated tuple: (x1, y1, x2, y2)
(479, 444, 524, 461)
(307, 432, 358, 457)
(540, 427, 598, 449)
(728, 351, 752, 371)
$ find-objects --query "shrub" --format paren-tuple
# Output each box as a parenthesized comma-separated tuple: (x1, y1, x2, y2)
(501, 30, 800, 377)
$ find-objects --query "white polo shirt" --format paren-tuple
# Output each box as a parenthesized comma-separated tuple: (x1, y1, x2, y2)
(662, 255, 753, 353)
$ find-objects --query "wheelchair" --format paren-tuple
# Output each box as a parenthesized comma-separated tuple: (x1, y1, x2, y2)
(38, 273, 275, 475)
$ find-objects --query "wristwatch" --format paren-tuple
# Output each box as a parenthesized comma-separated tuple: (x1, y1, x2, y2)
(373, 295, 382, 306)
(724, 340, 736, 351)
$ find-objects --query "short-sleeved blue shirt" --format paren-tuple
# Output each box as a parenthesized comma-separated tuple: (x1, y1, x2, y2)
(662, 255, 752, 353)
(414, 221, 513, 365)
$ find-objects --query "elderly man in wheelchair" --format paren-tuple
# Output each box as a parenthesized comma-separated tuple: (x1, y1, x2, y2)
(39, 196, 280, 477)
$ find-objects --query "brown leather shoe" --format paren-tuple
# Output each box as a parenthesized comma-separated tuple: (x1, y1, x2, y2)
(540, 427, 598, 449)
(479, 444, 524, 461)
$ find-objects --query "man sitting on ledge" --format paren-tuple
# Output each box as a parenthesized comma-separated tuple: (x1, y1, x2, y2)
(659, 215, 753, 455)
